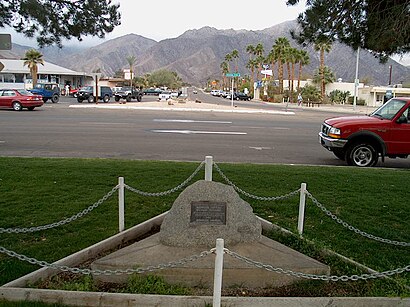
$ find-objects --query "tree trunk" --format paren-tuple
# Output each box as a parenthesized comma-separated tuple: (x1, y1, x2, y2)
(297, 63, 302, 91)
(278, 60, 283, 94)
(31, 66, 38, 87)
(320, 49, 325, 99)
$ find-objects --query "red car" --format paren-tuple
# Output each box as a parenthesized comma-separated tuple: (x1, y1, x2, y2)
(0, 89, 44, 111)
(319, 97, 410, 167)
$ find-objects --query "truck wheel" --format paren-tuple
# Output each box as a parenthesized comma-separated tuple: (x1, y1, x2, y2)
(51, 94, 59, 103)
(126, 95, 131, 102)
(103, 95, 110, 103)
(137, 94, 142, 102)
(88, 95, 95, 103)
(114, 96, 120, 102)
(43, 98, 48, 103)
(77, 97, 83, 103)
(346, 142, 378, 167)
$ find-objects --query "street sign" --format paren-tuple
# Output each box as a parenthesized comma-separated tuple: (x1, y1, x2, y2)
(0, 34, 12, 50)
(261, 69, 273, 76)
(226, 73, 240, 77)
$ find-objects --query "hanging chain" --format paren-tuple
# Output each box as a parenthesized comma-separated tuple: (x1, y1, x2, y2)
(0, 245, 213, 276)
(125, 161, 204, 196)
(306, 192, 410, 247)
(0, 185, 119, 234)
(225, 249, 410, 281)
(213, 162, 300, 201)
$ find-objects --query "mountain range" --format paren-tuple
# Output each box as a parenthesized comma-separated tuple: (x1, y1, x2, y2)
(2, 20, 409, 86)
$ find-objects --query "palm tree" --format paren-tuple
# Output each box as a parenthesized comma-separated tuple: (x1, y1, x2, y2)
(220, 61, 229, 89)
(126, 55, 137, 88)
(288, 48, 298, 103)
(297, 50, 310, 91)
(246, 58, 258, 93)
(314, 38, 332, 99)
(272, 37, 290, 94)
(224, 53, 233, 72)
(254, 43, 264, 81)
(313, 66, 336, 96)
(266, 49, 276, 80)
(246, 44, 255, 61)
(22, 49, 44, 87)
(231, 49, 239, 73)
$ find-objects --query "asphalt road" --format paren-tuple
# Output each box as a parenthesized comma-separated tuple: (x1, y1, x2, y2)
(0, 93, 409, 169)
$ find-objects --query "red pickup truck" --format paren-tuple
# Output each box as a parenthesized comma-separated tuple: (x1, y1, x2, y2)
(319, 97, 410, 167)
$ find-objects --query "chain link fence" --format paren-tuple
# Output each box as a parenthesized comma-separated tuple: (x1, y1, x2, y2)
(213, 163, 300, 201)
(306, 192, 410, 247)
(125, 161, 204, 197)
(0, 186, 119, 234)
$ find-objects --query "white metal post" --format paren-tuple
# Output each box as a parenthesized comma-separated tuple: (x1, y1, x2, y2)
(118, 177, 125, 232)
(231, 78, 234, 108)
(297, 183, 307, 236)
(213, 238, 224, 307)
(205, 156, 213, 181)
(353, 47, 360, 111)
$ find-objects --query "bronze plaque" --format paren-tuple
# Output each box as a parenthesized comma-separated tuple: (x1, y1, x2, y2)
(190, 201, 226, 225)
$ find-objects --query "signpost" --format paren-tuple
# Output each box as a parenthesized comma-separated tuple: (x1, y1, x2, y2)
(226, 73, 240, 107)
(0, 34, 12, 72)
(0, 34, 11, 50)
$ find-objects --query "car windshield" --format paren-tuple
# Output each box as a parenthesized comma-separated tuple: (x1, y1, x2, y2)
(80, 86, 93, 91)
(16, 89, 33, 95)
(370, 99, 407, 120)
(33, 84, 43, 89)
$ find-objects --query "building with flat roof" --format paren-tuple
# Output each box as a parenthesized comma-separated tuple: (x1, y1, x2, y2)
(0, 59, 92, 90)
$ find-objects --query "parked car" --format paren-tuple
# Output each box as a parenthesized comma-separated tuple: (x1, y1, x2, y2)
(210, 90, 220, 96)
(29, 82, 60, 103)
(319, 97, 410, 167)
(0, 89, 43, 111)
(143, 88, 162, 95)
(114, 86, 143, 102)
(235, 92, 252, 101)
(158, 91, 172, 101)
(193, 89, 198, 94)
(69, 88, 79, 98)
(77, 86, 113, 103)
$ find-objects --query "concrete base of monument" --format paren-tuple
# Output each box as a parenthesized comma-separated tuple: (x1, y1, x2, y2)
(91, 233, 329, 288)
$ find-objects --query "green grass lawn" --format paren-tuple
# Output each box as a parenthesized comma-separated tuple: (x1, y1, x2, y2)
(0, 157, 409, 297)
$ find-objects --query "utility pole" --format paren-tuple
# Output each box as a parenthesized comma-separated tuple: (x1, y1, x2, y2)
(353, 47, 360, 111)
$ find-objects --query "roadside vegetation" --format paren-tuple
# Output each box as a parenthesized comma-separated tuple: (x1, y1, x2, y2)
(0, 157, 408, 297)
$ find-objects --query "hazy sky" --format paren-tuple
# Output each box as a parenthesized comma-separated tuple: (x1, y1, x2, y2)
(8, 0, 307, 46)
(4, 0, 409, 65)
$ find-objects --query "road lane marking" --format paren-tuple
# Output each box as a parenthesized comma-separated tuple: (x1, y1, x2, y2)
(79, 122, 130, 125)
(153, 119, 232, 124)
(249, 146, 272, 150)
(151, 130, 246, 135)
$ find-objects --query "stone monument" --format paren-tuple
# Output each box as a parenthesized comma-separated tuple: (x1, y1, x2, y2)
(91, 180, 329, 287)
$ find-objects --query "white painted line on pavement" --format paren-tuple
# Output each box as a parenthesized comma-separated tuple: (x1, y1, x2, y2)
(249, 146, 272, 150)
(0, 141, 5, 144)
(153, 119, 232, 124)
(151, 130, 247, 135)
